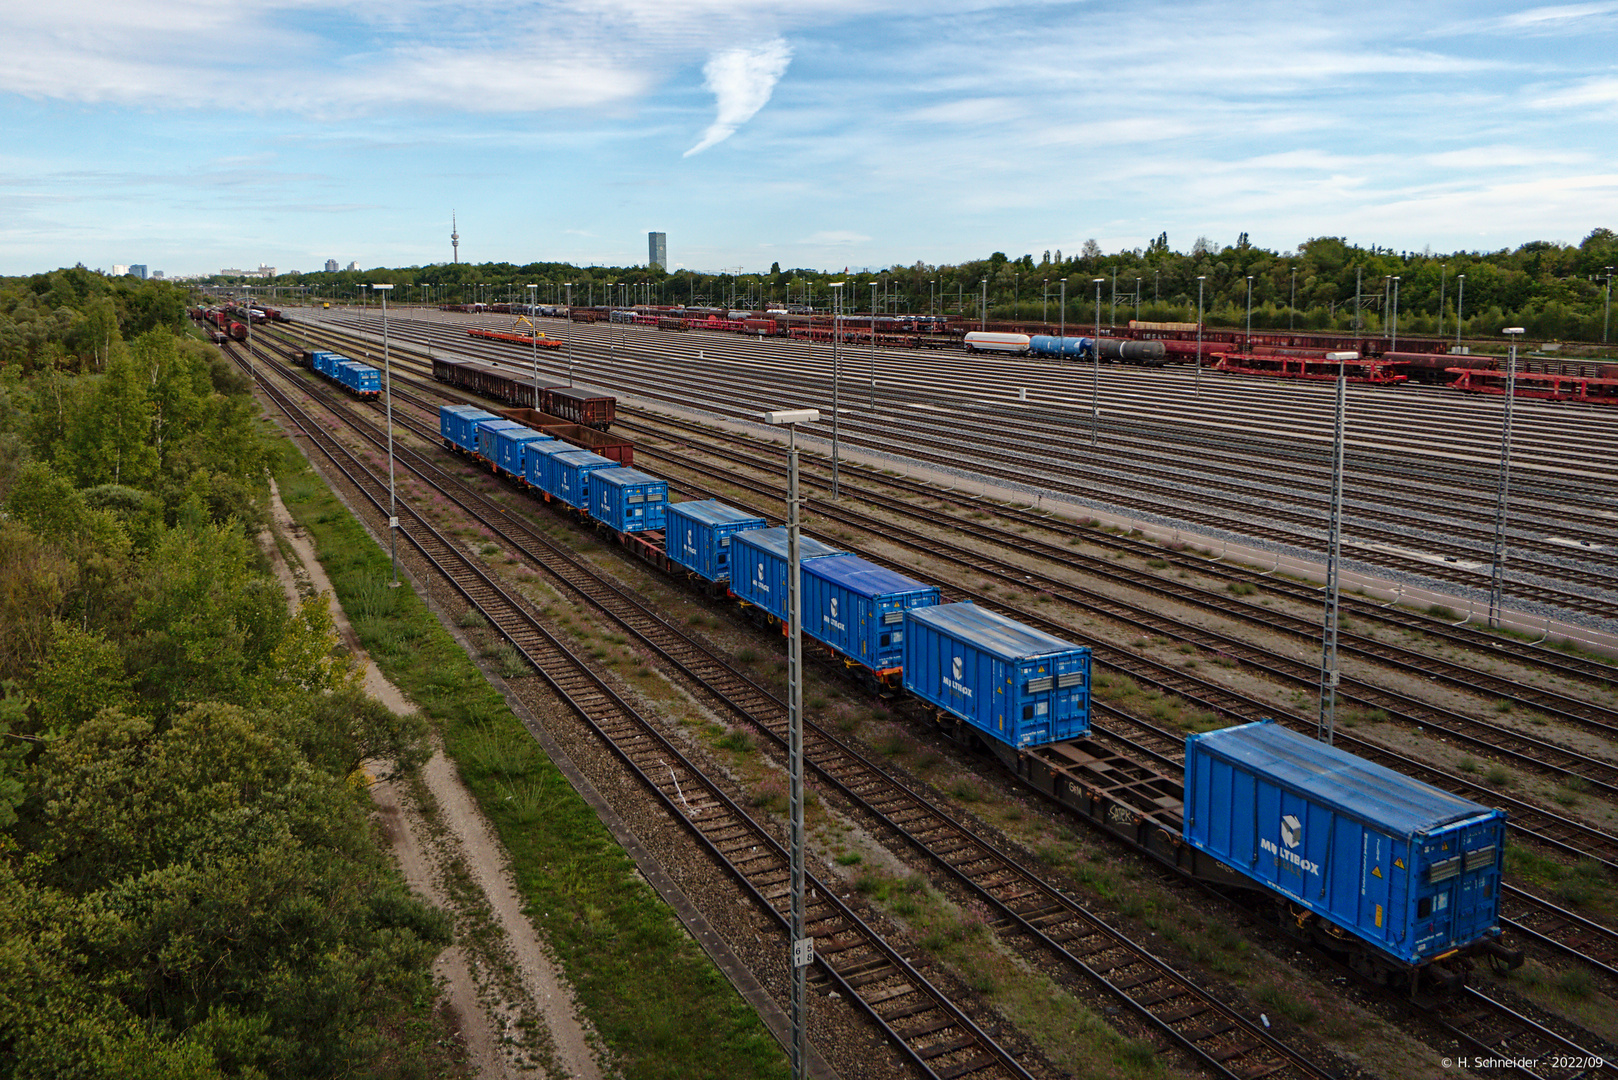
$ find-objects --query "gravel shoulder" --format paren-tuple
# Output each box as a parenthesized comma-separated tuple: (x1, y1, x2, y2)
(262, 477, 605, 1080)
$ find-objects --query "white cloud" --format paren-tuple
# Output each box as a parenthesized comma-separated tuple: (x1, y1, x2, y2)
(1530, 76, 1618, 109)
(684, 39, 793, 156)
(1496, 1, 1618, 30)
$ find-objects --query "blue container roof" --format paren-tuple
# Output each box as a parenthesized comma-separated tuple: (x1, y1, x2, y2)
(1190, 721, 1495, 837)
(501, 429, 553, 443)
(526, 440, 578, 457)
(446, 404, 496, 418)
(552, 449, 615, 467)
(592, 467, 665, 489)
(908, 602, 1083, 661)
(807, 554, 936, 598)
(477, 419, 525, 433)
(734, 526, 845, 561)
(669, 500, 764, 528)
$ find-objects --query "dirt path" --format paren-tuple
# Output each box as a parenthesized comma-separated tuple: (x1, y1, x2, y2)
(262, 479, 605, 1080)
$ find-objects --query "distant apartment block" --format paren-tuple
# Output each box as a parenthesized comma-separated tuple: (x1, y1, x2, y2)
(347, 261, 358, 271)
(151, 271, 164, 280)
(129, 265, 148, 279)
(326, 259, 339, 273)
(111, 264, 129, 276)
(648, 231, 666, 271)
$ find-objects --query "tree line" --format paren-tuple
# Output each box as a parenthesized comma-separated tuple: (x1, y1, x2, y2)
(217, 226, 1618, 344)
(0, 272, 454, 1078)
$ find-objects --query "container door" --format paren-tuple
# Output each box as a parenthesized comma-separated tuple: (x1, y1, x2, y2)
(1018, 666, 1053, 746)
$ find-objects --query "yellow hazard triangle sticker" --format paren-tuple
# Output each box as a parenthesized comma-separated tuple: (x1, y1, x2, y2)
(1372, 866, 1383, 878)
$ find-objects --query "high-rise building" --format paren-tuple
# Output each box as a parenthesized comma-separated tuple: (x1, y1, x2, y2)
(325, 259, 339, 273)
(129, 264, 148, 279)
(111, 264, 129, 276)
(648, 231, 666, 271)
(347, 261, 359, 271)
(151, 270, 164, 280)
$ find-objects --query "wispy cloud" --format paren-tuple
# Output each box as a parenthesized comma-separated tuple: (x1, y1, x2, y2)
(1530, 76, 1618, 109)
(684, 39, 793, 156)
(1496, 1, 1618, 30)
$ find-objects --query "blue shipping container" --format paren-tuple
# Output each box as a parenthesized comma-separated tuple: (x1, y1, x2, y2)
(549, 449, 617, 510)
(337, 361, 380, 395)
(903, 602, 1090, 748)
(589, 467, 668, 534)
(663, 501, 766, 582)
(493, 426, 553, 478)
(729, 527, 850, 620)
(1183, 721, 1507, 967)
(319, 352, 349, 380)
(801, 555, 939, 672)
(439, 405, 499, 453)
(522, 438, 581, 496)
(475, 419, 525, 463)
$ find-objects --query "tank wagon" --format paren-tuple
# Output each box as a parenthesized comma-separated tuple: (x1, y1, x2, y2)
(963, 332, 1033, 354)
(427, 400, 1517, 997)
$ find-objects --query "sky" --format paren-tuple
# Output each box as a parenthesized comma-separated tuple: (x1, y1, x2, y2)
(2, 0, 1617, 277)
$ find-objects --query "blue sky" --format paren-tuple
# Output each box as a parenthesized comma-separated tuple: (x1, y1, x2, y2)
(3, 0, 1616, 277)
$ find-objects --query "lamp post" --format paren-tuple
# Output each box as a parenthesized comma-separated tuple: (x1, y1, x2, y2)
(1042, 279, 1048, 326)
(869, 281, 878, 409)
(373, 283, 400, 588)
(1244, 275, 1254, 353)
(1058, 278, 1066, 342)
(979, 278, 987, 332)
(1490, 328, 1526, 628)
(929, 280, 935, 317)
(1289, 266, 1296, 331)
(1195, 276, 1206, 395)
(829, 281, 845, 499)
(564, 283, 575, 386)
(1317, 349, 1355, 744)
(759, 406, 821, 1080)
(1092, 278, 1103, 445)
(527, 284, 539, 409)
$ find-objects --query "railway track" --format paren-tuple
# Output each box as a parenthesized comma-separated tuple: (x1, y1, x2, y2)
(232, 339, 1051, 1080)
(613, 432, 1618, 875)
(249, 332, 1351, 1080)
(267, 318, 1618, 919)
(611, 416, 1618, 785)
(255, 322, 1618, 1079)
(361, 312, 1618, 617)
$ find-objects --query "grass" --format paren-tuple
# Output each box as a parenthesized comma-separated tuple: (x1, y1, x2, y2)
(272, 440, 788, 1080)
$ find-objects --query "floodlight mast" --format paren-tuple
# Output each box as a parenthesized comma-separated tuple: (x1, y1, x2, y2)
(759, 406, 820, 1080)
(372, 283, 400, 586)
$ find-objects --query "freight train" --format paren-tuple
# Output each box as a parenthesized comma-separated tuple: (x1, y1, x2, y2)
(962, 332, 1171, 364)
(297, 349, 381, 398)
(433, 396, 1517, 998)
(431, 356, 616, 429)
